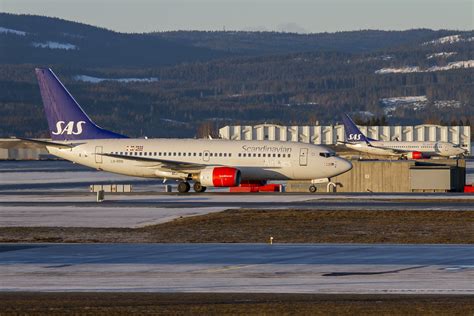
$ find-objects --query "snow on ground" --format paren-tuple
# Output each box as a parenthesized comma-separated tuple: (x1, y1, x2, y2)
(1, 193, 473, 228)
(427, 60, 474, 71)
(375, 66, 420, 74)
(434, 100, 462, 109)
(423, 34, 474, 46)
(159, 118, 187, 125)
(0, 26, 26, 36)
(375, 60, 474, 74)
(74, 75, 159, 83)
(32, 41, 77, 50)
(1, 244, 472, 294)
(381, 96, 428, 105)
(0, 205, 228, 228)
(380, 96, 428, 115)
(351, 111, 375, 118)
(426, 52, 457, 59)
(423, 34, 462, 45)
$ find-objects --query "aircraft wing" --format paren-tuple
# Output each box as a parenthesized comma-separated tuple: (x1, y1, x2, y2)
(364, 142, 407, 155)
(10, 137, 80, 149)
(336, 140, 353, 146)
(100, 153, 208, 172)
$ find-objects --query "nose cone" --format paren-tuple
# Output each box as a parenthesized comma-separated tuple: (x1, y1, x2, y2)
(337, 157, 352, 175)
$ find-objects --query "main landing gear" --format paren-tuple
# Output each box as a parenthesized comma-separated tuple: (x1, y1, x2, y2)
(177, 181, 191, 193)
(193, 182, 207, 193)
(177, 181, 207, 193)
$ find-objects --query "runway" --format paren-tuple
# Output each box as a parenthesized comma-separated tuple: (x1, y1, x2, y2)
(1, 192, 473, 227)
(0, 243, 473, 294)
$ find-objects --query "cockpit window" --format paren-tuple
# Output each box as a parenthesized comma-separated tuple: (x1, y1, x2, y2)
(319, 152, 335, 158)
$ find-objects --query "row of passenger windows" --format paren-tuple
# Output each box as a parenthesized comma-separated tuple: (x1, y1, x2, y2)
(238, 153, 290, 158)
(112, 151, 232, 157)
(387, 145, 431, 149)
(110, 151, 291, 158)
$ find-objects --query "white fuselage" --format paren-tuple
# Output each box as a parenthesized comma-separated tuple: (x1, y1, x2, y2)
(346, 140, 465, 157)
(47, 139, 352, 181)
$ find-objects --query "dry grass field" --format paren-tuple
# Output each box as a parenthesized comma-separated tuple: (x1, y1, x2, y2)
(1, 209, 473, 243)
(0, 293, 473, 315)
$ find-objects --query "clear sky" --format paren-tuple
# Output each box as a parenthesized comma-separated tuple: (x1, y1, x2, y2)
(1, 0, 473, 33)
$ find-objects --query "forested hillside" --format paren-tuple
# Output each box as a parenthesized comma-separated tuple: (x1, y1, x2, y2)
(0, 13, 227, 67)
(156, 29, 452, 55)
(0, 14, 472, 138)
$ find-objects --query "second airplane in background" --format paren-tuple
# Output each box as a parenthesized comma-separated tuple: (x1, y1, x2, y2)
(340, 114, 466, 159)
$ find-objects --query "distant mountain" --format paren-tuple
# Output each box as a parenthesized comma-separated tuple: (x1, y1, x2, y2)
(1, 13, 471, 68)
(155, 29, 467, 55)
(0, 13, 228, 67)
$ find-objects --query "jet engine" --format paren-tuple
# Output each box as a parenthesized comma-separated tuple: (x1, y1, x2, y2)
(198, 167, 241, 187)
(407, 151, 424, 159)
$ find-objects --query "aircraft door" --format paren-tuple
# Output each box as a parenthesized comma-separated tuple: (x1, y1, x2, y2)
(95, 146, 103, 164)
(203, 150, 210, 162)
(299, 148, 308, 166)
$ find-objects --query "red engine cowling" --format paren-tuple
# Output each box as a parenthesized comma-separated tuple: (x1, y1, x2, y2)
(407, 151, 424, 159)
(199, 167, 241, 187)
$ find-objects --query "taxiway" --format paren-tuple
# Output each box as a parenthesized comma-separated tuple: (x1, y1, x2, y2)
(0, 243, 472, 294)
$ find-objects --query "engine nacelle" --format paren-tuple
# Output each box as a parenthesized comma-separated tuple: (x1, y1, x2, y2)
(407, 151, 424, 159)
(199, 167, 241, 187)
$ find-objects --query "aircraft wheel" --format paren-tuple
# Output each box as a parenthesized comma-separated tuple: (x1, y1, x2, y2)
(309, 185, 317, 193)
(193, 182, 207, 193)
(177, 181, 191, 193)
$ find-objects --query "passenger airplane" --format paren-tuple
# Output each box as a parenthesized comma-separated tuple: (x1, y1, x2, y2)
(340, 114, 466, 159)
(19, 68, 352, 193)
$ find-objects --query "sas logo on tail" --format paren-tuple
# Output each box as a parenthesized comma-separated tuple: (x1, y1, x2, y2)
(52, 121, 86, 135)
(348, 134, 362, 141)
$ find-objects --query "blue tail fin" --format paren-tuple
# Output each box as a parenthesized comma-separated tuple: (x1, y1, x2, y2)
(342, 114, 369, 142)
(35, 68, 127, 141)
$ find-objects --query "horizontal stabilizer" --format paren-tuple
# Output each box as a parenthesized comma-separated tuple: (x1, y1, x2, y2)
(14, 137, 76, 149)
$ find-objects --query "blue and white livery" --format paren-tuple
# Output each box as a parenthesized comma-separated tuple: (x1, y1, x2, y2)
(341, 114, 466, 159)
(18, 68, 353, 193)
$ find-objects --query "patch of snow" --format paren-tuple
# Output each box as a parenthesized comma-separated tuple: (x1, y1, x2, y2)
(376, 60, 474, 74)
(381, 96, 428, 105)
(379, 55, 394, 61)
(380, 96, 428, 116)
(427, 60, 474, 72)
(32, 41, 77, 50)
(159, 118, 187, 125)
(284, 102, 319, 107)
(426, 52, 457, 59)
(434, 100, 462, 109)
(0, 26, 27, 36)
(74, 75, 159, 83)
(375, 66, 420, 74)
(423, 34, 462, 45)
(353, 111, 375, 118)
